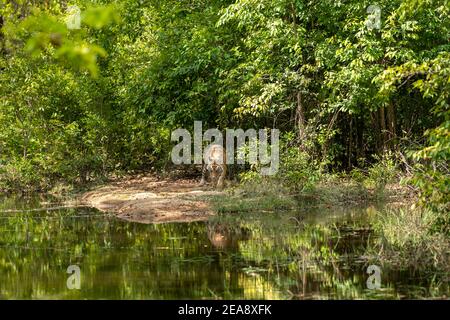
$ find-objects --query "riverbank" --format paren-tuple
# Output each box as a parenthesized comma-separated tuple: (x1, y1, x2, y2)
(81, 175, 222, 223)
(209, 178, 418, 214)
(79, 172, 418, 223)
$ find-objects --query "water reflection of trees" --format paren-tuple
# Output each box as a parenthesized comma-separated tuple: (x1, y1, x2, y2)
(0, 207, 257, 299)
(213, 210, 445, 299)
(234, 218, 372, 299)
(0, 203, 446, 299)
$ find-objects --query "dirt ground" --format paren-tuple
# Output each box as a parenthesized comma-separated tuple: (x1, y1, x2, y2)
(81, 175, 222, 224)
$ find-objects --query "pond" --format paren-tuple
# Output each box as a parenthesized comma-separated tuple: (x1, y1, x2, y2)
(0, 196, 447, 299)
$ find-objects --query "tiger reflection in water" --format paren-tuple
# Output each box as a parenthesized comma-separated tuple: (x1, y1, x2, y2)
(199, 144, 227, 189)
(207, 222, 250, 250)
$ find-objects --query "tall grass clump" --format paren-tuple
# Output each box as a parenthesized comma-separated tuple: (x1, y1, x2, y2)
(370, 208, 449, 273)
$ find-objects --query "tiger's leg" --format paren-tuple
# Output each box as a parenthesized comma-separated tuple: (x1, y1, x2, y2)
(217, 165, 226, 189)
(199, 164, 208, 186)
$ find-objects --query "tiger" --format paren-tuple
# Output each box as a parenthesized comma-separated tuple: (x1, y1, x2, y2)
(199, 144, 227, 189)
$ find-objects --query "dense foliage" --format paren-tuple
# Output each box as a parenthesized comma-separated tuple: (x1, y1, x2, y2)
(0, 0, 448, 214)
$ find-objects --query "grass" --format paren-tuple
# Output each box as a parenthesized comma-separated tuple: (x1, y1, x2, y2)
(209, 174, 414, 214)
(368, 208, 450, 273)
(210, 180, 298, 213)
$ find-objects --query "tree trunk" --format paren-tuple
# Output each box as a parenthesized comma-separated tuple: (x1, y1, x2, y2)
(372, 110, 381, 153)
(296, 91, 305, 142)
(356, 115, 364, 163)
(379, 106, 386, 151)
(348, 116, 353, 169)
(386, 103, 396, 150)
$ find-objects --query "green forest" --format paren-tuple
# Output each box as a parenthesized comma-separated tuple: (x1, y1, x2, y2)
(0, 0, 449, 300)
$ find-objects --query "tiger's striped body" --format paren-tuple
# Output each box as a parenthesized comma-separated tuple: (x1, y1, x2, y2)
(200, 144, 227, 189)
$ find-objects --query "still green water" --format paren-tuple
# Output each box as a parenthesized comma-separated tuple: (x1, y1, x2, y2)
(0, 196, 447, 299)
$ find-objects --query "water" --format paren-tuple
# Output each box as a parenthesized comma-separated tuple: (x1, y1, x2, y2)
(0, 197, 447, 299)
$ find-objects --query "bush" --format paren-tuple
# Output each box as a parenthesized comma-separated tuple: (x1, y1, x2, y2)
(276, 135, 322, 192)
(366, 153, 398, 192)
(0, 158, 47, 192)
